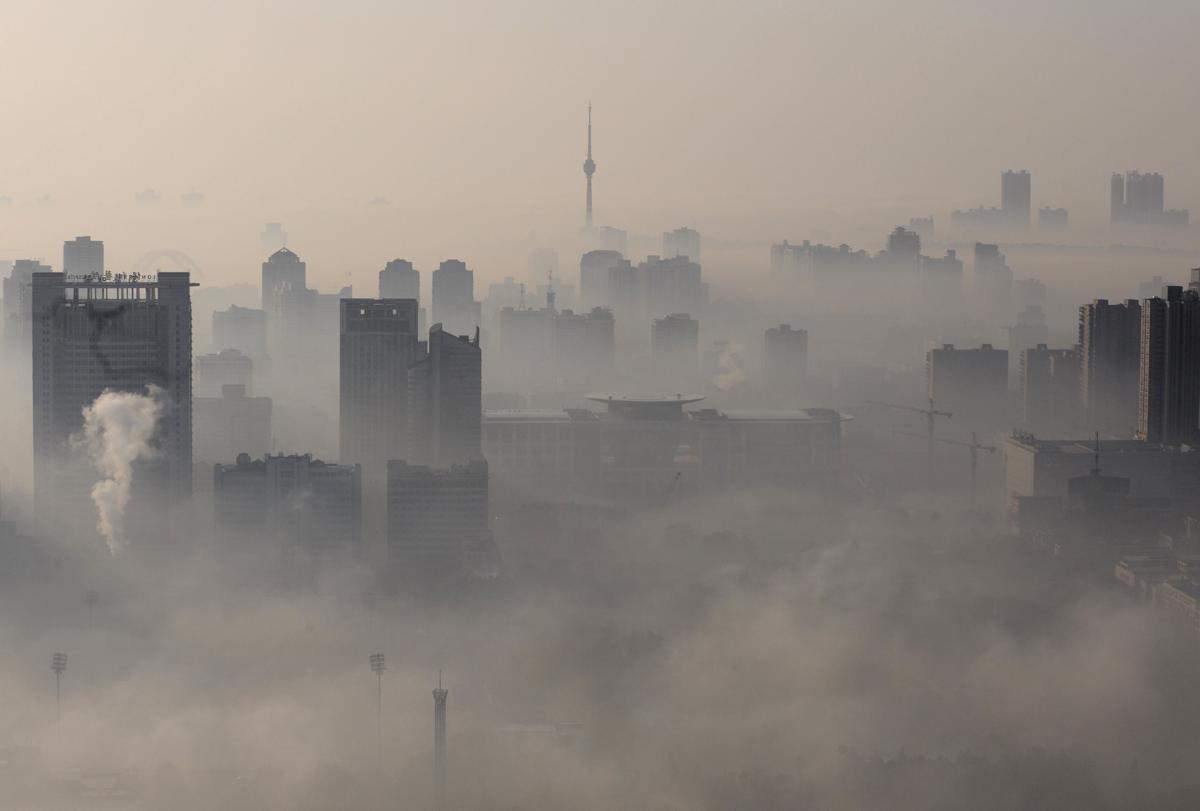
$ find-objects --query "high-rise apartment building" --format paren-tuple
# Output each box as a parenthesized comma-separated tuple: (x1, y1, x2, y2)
(214, 453, 361, 553)
(339, 299, 419, 474)
(2, 259, 53, 362)
(764, 324, 808, 402)
(431, 260, 481, 336)
(62, 236, 104, 277)
(212, 305, 268, 366)
(1111, 171, 1189, 227)
(652, 313, 700, 382)
(1079, 299, 1141, 436)
(1020, 345, 1080, 437)
(663, 227, 701, 262)
(1138, 287, 1200, 445)
(31, 272, 194, 533)
(552, 307, 615, 387)
(409, 324, 482, 467)
(194, 349, 254, 397)
(386, 459, 491, 579)
(579, 248, 623, 310)
(193, 384, 272, 466)
(926, 344, 1008, 428)
(1000, 170, 1031, 228)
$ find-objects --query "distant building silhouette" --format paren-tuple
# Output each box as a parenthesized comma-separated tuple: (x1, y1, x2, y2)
(431, 260, 481, 336)
(1111, 171, 1189, 227)
(1038, 206, 1068, 229)
(2, 259, 53, 362)
(926, 344, 1008, 428)
(62, 236, 103, 276)
(212, 305, 268, 368)
(194, 384, 271, 466)
(652, 313, 700, 383)
(1020, 345, 1080, 437)
(379, 258, 419, 301)
(764, 324, 808, 403)
(579, 249, 625, 311)
(1000, 170, 1031, 228)
(387, 459, 491, 580)
(194, 349, 254, 397)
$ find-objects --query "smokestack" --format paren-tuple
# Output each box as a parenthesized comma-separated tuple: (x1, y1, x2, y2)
(433, 672, 448, 810)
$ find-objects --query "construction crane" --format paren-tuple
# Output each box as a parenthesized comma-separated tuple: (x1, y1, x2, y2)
(895, 430, 996, 504)
(865, 398, 952, 484)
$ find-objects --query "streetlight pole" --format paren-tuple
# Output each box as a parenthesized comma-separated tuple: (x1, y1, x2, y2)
(51, 652, 67, 728)
(369, 653, 386, 765)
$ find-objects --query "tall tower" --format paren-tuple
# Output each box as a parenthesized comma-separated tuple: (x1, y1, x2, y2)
(582, 103, 596, 228)
(433, 674, 448, 811)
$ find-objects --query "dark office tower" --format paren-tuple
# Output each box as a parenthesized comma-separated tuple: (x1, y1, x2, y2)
(579, 249, 624, 311)
(387, 459, 490, 579)
(62, 236, 103, 276)
(261, 247, 306, 310)
(31, 272, 193, 535)
(2, 259, 53, 362)
(764, 324, 808, 403)
(1079, 299, 1141, 436)
(433, 678, 448, 811)
(212, 304, 268, 366)
(663, 227, 701, 262)
(431, 260, 481, 336)
(582, 103, 596, 228)
(1001, 170, 1031, 228)
(1138, 288, 1200, 445)
(409, 324, 482, 467)
(339, 299, 419, 475)
(379, 258, 420, 301)
(1020, 344, 1080, 437)
(652, 313, 700, 383)
(926, 344, 1008, 429)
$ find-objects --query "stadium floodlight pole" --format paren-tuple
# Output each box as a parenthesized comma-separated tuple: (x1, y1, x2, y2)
(51, 652, 67, 727)
(369, 653, 386, 763)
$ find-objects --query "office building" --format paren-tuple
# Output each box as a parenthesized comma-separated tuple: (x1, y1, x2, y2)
(193, 384, 272, 466)
(214, 453, 361, 553)
(194, 349, 254, 397)
(379, 258, 420, 301)
(652, 313, 699, 382)
(663, 227, 701, 262)
(1020, 345, 1080, 437)
(212, 305, 268, 366)
(1000, 169, 1031, 228)
(409, 324, 482, 467)
(261, 247, 306, 311)
(926, 344, 1008, 428)
(62, 236, 104, 276)
(1079, 299, 1141, 436)
(763, 324, 808, 402)
(31, 272, 194, 533)
(431, 260, 481, 336)
(1138, 287, 1200, 445)
(386, 459, 491, 578)
(339, 299, 419, 475)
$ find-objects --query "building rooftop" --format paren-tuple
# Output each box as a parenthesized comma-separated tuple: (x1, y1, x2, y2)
(1007, 434, 1184, 454)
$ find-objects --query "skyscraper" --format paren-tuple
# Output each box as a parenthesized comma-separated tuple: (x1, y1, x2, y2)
(926, 344, 1008, 429)
(62, 236, 104, 276)
(31, 272, 194, 534)
(387, 459, 491, 579)
(1079, 299, 1141, 436)
(339, 299, 420, 474)
(379, 258, 420, 301)
(2, 259, 53, 363)
(652, 313, 700, 383)
(764, 324, 808, 403)
(1020, 344, 1080, 437)
(409, 324, 482, 467)
(582, 103, 595, 228)
(430, 260, 481, 336)
(1137, 287, 1200, 445)
(261, 247, 306, 311)
(212, 305, 268, 367)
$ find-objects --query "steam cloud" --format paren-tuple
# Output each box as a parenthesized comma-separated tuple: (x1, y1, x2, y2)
(77, 386, 164, 555)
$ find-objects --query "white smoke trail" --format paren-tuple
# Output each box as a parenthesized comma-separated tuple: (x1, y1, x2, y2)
(76, 386, 164, 555)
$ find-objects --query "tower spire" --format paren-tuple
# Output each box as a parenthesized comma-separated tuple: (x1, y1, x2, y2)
(582, 102, 596, 229)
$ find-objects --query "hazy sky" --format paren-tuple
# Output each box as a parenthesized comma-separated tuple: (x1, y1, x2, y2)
(2, 0, 1198, 282)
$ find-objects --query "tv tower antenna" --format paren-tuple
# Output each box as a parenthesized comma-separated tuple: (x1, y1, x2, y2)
(582, 103, 596, 228)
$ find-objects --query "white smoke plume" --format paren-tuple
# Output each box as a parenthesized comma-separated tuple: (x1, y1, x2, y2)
(77, 386, 164, 555)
